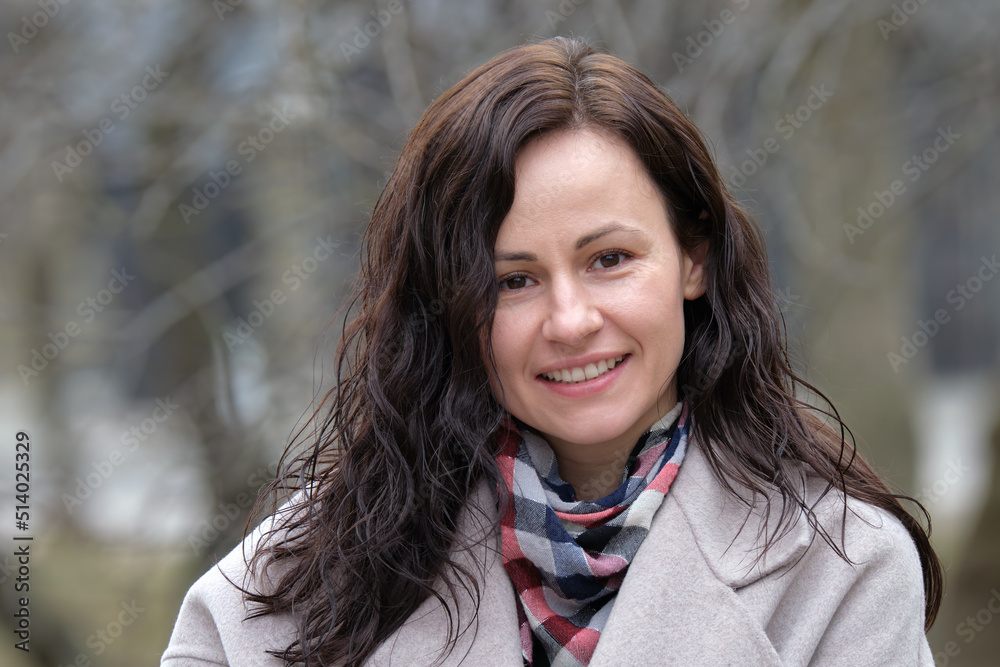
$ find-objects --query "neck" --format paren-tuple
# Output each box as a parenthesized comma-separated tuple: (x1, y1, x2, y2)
(552, 443, 636, 501)
(545, 393, 681, 502)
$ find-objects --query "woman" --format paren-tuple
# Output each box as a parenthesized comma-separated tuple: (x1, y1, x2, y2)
(163, 37, 942, 666)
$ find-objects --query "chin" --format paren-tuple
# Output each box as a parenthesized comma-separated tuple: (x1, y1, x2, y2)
(535, 416, 637, 448)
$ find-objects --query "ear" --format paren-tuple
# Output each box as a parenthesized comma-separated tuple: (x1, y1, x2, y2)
(681, 240, 709, 300)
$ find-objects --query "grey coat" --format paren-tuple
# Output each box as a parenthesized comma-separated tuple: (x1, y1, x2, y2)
(162, 434, 934, 666)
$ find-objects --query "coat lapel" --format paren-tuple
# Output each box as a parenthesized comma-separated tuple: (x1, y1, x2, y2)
(589, 492, 783, 665)
(670, 434, 814, 588)
(371, 435, 808, 665)
(590, 435, 810, 665)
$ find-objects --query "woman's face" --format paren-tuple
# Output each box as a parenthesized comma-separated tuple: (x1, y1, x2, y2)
(489, 127, 707, 460)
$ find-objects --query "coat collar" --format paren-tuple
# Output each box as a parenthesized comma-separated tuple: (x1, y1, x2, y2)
(370, 434, 812, 665)
(669, 432, 815, 588)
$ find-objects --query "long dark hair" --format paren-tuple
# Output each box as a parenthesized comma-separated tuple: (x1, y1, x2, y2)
(243, 36, 943, 665)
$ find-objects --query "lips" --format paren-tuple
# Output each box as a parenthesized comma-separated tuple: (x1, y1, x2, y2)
(540, 355, 627, 384)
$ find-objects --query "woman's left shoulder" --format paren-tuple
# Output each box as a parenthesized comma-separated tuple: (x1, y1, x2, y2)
(672, 438, 923, 585)
(809, 471, 920, 559)
(669, 440, 933, 664)
(768, 470, 933, 664)
(787, 468, 927, 601)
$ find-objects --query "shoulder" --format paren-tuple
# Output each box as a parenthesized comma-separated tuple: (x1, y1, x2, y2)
(669, 434, 932, 664)
(791, 473, 928, 623)
(671, 430, 923, 585)
(806, 470, 923, 579)
(161, 499, 302, 666)
(775, 474, 932, 664)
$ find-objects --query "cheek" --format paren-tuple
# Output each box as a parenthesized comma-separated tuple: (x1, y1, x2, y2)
(614, 278, 686, 353)
(487, 313, 522, 390)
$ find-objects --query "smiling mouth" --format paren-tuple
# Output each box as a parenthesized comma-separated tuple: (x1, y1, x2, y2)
(540, 355, 628, 384)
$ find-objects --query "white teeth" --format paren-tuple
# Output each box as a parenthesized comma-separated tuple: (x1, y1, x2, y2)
(542, 355, 625, 384)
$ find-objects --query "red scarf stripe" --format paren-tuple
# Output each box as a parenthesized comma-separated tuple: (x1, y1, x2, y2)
(552, 505, 626, 529)
(581, 552, 629, 578)
(646, 463, 680, 494)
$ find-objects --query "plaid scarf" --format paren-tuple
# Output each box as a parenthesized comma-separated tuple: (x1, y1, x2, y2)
(495, 399, 691, 667)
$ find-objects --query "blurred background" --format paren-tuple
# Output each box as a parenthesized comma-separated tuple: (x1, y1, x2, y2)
(0, 0, 997, 664)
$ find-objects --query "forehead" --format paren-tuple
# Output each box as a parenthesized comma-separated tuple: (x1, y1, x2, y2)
(513, 128, 657, 192)
(495, 128, 669, 248)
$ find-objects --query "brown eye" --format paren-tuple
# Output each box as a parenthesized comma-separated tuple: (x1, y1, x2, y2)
(596, 253, 623, 269)
(500, 275, 532, 290)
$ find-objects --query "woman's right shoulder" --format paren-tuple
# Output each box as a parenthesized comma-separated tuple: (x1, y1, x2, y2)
(161, 494, 308, 666)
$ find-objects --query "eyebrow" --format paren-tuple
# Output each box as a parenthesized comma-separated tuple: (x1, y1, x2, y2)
(494, 223, 644, 262)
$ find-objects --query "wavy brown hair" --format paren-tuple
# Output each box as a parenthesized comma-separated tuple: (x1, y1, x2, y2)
(243, 36, 943, 665)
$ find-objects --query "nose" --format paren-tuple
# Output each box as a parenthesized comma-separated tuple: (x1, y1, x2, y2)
(540, 277, 604, 346)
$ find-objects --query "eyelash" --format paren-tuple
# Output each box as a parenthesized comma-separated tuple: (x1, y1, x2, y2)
(498, 249, 634, 291)
(591, 249, 633, 270)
